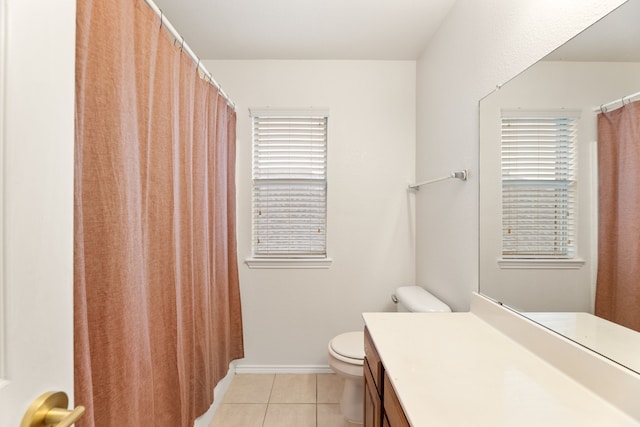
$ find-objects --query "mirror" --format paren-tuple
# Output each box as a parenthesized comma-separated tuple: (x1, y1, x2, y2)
(479, 0, 640, 373)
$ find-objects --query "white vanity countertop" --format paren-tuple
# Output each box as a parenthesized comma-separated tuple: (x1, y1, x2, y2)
(363, 311, 640, 427)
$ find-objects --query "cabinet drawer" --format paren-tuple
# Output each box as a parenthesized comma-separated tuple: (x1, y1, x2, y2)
(364, 327, 383, 393)
(383, 373, 410, 427)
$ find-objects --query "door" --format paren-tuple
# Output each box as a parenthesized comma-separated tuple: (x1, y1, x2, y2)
(0, 0, 76, 425)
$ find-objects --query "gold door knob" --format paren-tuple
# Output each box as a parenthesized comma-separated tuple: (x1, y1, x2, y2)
(21, 391, 86, 427)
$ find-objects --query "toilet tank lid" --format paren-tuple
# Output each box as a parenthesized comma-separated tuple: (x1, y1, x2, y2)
(395, 286, 451, 312)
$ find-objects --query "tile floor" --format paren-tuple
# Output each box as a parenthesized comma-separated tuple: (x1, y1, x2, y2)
(210, 373, 361, 427)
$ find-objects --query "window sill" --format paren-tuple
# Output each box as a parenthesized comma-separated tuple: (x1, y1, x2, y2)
(498, 258, 585, 269)
(245, 257, 333, 269)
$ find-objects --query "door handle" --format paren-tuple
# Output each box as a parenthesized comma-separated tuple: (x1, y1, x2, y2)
(21, 391, 85, 427)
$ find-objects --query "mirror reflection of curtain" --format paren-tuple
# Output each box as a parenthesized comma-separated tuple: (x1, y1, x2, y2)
(74, 0, 244, 425)
(595, 100, 640, 332)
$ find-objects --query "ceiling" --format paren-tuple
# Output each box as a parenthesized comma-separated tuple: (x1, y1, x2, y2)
(151, 0, 458, 60)
(545, 0, 640, 62)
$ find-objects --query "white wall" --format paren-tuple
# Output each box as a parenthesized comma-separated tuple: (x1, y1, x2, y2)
(480, 61, 640, 313)
(415, 0, 626, 312)
(204, 60, 416, 367)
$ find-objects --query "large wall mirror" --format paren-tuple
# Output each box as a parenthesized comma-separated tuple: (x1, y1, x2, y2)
(480, 0, 640, 373)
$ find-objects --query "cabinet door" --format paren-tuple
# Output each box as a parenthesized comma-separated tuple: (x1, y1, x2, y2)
(383, 373, 410, 427)
(365, 327, 383, 390)
(364, 359, 382, 427)
(383, 414, 391, 427)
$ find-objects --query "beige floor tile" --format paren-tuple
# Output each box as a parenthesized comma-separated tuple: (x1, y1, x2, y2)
(317, 373, 344, 404)
(317, 404, 362, 427)
(263, 403, 316, 427)
(223, 374, 275, 403)
(209, 403, 267, 427)
(269, 373, 317, 403)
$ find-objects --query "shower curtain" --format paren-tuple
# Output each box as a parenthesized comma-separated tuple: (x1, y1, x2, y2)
(595, 100, 640, 332)
(74, 0, 244, 425)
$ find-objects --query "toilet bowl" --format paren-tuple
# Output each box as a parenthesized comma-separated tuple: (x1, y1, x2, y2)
(327, 331, 365, 424)
(327, 286, 451, 424)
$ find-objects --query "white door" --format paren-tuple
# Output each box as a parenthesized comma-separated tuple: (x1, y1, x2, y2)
(0, 0, 76, 425)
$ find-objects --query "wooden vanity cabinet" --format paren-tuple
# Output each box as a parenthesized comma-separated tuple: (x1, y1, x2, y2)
(383, 373, 410, 427)
(364, 327, 410, 427)
(364, 356, 382, 427)
(364, 327, 383, 427)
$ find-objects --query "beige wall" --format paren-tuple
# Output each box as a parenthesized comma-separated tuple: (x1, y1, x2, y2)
(204, 60, 416, 367)
(415, 0, 626, 312)
(203, 0, 629, 367)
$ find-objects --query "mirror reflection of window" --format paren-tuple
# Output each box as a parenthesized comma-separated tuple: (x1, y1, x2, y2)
(500, 111, 579, 260)
(479, 0, 640, 375)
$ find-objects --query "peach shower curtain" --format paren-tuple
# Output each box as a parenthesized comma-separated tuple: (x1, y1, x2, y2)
(74, 1, 244, 426)
(595, 100, 640, 332)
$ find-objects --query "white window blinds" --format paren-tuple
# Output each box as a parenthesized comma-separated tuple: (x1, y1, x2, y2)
(501, 111, 578, 258)
(251, 110, 328, 257)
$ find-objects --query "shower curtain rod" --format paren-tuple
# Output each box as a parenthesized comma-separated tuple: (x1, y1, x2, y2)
(408, 170, 468, 190)
(594, 90, 640, 113)
(142, 0, 236, 110)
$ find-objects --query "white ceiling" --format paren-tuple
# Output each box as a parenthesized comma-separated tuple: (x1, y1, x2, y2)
(545, 0, 640, 62)
(151, 0, 458, 60)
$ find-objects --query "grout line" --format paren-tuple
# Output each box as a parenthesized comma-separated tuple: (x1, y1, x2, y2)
(261, 400, 267, 427)
(267, 373, 276, 404)
(220, 373, 344, 427)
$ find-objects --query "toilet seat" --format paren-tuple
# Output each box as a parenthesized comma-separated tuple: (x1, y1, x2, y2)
(327, 331, 365, 424)
(329, 331, 364, 366)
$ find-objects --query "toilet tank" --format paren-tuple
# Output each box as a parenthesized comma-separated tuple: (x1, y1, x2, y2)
(394, 286, 451, 313)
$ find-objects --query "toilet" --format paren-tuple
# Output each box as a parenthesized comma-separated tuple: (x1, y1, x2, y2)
(327, 286, 451, 424)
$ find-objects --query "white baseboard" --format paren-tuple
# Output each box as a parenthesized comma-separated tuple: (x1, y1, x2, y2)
(235, 364, 334, 374)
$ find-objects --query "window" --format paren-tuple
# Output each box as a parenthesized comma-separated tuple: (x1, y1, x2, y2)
(249, 108, 329, 265)
(500, 111, 579, 259)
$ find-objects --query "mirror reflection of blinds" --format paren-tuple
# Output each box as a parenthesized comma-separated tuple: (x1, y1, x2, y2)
(252, 114, 328, 257)
(500, 113, 578, 258)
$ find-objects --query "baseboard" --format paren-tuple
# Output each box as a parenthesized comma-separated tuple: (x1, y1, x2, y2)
(193, 360, 238, 427)
(235, 364, 334, 374)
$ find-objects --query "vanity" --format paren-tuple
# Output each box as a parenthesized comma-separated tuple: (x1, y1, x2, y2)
(363, 293, 640, 426)
(364, 326, 409, 427)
